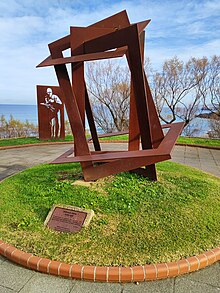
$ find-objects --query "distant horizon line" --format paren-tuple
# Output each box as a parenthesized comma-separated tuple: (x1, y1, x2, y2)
(0, 103, 37, 106)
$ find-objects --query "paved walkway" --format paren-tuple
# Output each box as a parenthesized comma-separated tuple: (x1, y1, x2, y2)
(0, 144, 219, 293)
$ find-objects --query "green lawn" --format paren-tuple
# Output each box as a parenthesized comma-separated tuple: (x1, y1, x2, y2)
(0, 162, 219, 266)
(0, 135, 219, 148)
(177, 136, 220, 147)
(99, 134, 128, 141)
(0, 135, 73, 147)
(0, 134, 220, 148)
(100, 135, 220, 147)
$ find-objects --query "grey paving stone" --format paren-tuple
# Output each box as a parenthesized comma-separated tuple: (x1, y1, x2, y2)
(171, 156, 184, 161)
(0, 285, 15, 293)
(185, 152, 198, 157)
(0, 261, 34, 291)
(19, 273, 74, 293)
(171, 157, 184, 164)
(200, 159, 216, 164)
(212, 153, 220, 162)
(175, 278, 220, 293)
(185, 164, 201, 169)
(200, 168, 220, 177)
(0, 255, 6, 265)
(184, 161, 201, 167)
(123, 278, 174, 293)
(183, 263, 220, 288)
(171, 159, 184, 163)
(70, 281, 122, 293)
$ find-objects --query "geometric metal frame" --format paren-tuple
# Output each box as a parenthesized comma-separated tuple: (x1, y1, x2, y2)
(37, 10, 184, 181)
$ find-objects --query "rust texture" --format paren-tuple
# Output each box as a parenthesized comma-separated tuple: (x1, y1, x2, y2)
(37, 10, 184, 181)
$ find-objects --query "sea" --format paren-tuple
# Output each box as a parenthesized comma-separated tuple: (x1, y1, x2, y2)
(0, 104, 213, 137)
(0, 104, 38, 125)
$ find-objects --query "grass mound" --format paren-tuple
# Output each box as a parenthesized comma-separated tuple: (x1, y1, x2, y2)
(0, 162, 219, 266)
(1, 136, 220, 148)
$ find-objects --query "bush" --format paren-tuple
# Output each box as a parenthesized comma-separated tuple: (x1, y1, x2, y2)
(0, 114, 38, 138)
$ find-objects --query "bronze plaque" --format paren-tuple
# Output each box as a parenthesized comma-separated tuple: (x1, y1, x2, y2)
(47, 207, 87, 233)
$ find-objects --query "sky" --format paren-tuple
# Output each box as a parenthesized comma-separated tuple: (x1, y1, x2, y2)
(0, 0, 219, 105)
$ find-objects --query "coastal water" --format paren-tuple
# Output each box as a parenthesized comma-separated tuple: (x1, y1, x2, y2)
(0, 104, 38, 125)
(0, 104, 212, 137)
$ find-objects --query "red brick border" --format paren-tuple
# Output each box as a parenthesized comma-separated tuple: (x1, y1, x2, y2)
(0, 240, 219, 282)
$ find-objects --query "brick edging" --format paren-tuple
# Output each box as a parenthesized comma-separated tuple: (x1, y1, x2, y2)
(0, 240, 219, 282)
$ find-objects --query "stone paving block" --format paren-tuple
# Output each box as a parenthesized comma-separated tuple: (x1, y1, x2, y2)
(0, 285, 15, 293)
(0, 255, 6, 265)
(171, 159, 185, 164)
(200, 157, 215, 162)
(200, 158, 216, 163)
(19, 273, 74, 293)
(70, 281, 122, 293)
(199, 162, 215, 167)
(0, 261, 34, 291)
(184, 161, 201, 168)
(0, 170, 18, 181)
(175, 278, 220, 293)
(184, 149, 198, 154)
(2, 161, 23, 167)
(0, 167, 7, 173)
(183, 263, 220, 288)
(189, 150, 198, 155)
(171, 151, 184, 157)
(211, 152, 220, 161)
(101, 143, 127, 151)
(172, 148, 184, 153)
(171, 155, 184, 161)
(199, 168, 220, 177)
(123, 279, 174, 293)
(185, 156, 199, 160)
(200, 161, 217, 166)
(198, 148, 212, 154)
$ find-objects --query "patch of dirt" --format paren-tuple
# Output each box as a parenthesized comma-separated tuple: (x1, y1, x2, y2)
(56, 171, 84, 182)
(56, 171, 115, 195)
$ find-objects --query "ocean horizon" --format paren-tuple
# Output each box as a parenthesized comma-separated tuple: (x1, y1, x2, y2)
(0, 104, 212, 137)
(0, 104, 38, 125)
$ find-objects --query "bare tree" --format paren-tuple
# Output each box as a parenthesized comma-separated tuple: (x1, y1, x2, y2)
(151, 56, 207, 126)
(199, 55, 220, 117)
(86, 56, 218, 137)
(208, 118, 220, 138)
(86, 60, 130, 133)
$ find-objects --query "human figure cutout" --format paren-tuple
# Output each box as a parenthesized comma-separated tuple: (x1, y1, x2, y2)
(40, 88, 62, 138)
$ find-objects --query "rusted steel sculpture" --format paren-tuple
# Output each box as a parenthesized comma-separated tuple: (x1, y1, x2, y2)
(37, 10, 184, 181)
(37, 85, 65, 140)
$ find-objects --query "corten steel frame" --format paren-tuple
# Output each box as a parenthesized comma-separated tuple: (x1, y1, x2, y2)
(37, 10, 184, 181)
(37, 85, 65, 140)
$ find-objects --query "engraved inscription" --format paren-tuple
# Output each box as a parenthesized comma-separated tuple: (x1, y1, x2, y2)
(47, 207, 87, 232)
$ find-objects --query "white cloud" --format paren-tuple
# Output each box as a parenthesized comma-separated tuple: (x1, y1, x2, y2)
(0, 0, 219, 104)
(147, 39, 220, 70)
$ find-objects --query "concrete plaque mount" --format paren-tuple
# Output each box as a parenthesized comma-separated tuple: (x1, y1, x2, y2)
(44, 204, 94, 233)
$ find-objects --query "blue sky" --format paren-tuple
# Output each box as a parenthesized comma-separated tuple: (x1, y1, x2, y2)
(0, 0, 219, 104)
